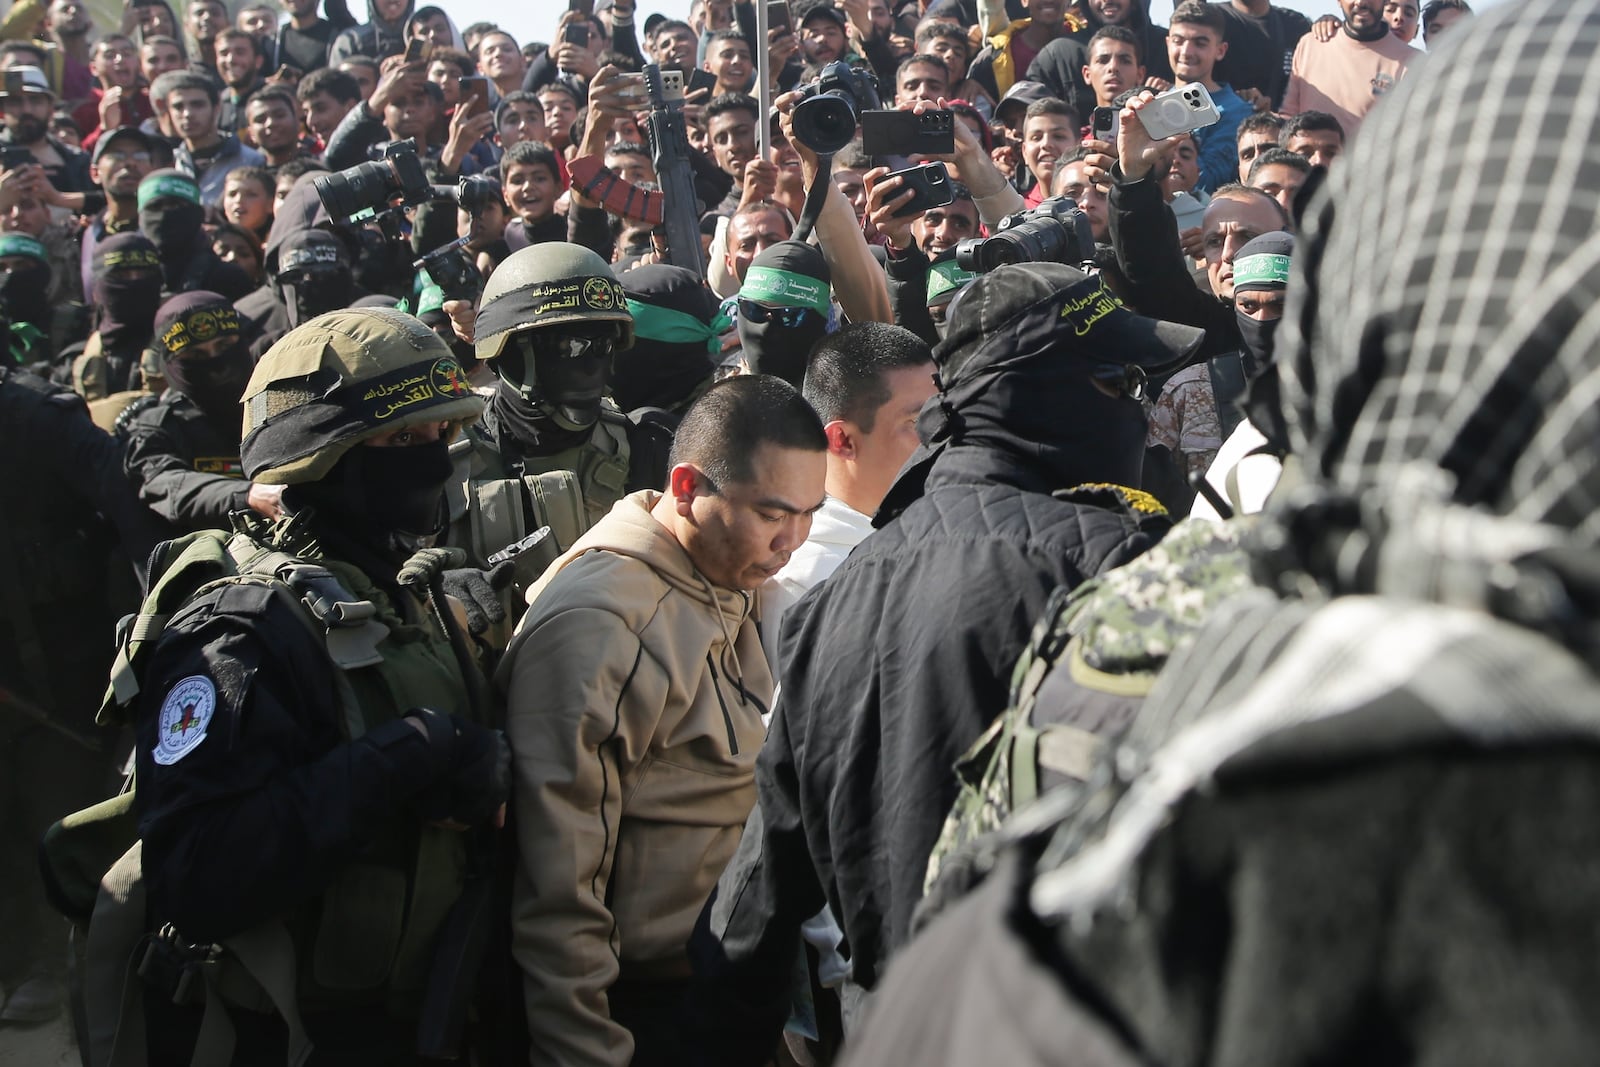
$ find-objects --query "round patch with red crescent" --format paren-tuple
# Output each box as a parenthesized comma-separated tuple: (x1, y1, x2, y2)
(154, 675, 216, 766)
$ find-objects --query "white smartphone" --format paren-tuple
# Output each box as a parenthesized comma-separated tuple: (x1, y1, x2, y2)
(1137, 83, 1222, 140)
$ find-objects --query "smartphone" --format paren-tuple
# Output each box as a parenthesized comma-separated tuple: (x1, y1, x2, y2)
(459, 75, 490, 118)
(886, 161, 955, 217)
(272, 63, 304, 81)
(1136, 83, 1221, 141)
(567, 0, 594, 14)
(2, 71, 23, 96)
(563, 22, 591, 48)
(0, 145, 33, 171)
(612, 71, 648, 105)
(860, 109, 955, 157)
(404, 36, 430, 63)
(767, 0, 792, 31)
(687, 67, 718, 95)
(660, 69, 686, 99)
(1090, 105, 1119, 144)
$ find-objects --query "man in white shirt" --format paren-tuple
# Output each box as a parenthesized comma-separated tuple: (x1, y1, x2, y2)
(761, 321, 937, 673)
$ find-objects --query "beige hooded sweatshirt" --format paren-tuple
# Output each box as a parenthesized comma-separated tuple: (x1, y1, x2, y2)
(496, 489, 772, 1067)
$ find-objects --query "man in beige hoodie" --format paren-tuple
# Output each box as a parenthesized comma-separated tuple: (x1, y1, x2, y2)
(497, 375, 827, 1066)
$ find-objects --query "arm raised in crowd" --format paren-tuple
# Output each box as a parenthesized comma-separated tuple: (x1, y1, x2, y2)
(323, 57, 425, 171)
(775, 92, 892, 324)
(920, 98, 1026, 226)
(1106, 93, 1216, 325)
(865, 166, 940, 345)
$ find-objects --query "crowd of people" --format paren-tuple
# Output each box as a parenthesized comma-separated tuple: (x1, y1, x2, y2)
(13, 0, 1600, 1063)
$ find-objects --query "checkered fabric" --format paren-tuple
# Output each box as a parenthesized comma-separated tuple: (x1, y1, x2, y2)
(1276, 0, 1600, 545)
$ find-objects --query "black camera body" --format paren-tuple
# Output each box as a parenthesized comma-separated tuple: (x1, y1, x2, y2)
(791, 61, 880, 154)
(313, 138, 434, 225)
(860, 108, 954, 157)
(954, 196, 1096, 273)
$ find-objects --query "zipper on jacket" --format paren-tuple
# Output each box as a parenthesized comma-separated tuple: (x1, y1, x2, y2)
(704, 652, 740, 756)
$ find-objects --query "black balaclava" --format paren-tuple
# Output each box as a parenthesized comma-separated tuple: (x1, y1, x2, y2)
(1231, 231, 1294, 453)
(138, 170, 206, 280)
(736, 240, 831, 387)
(287, 436, 456, 568)
(615, 264, 724, 413)
(0, 234, 52, 331)
(491, 322, 623, 451)
(271, 230, 355, 328)
(154, 290, 252, 430)
(877, 264, 1204, 525)
(92, 232, 164, 351)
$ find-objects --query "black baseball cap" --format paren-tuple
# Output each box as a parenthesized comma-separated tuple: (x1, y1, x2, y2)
(92, 126, 156, 165)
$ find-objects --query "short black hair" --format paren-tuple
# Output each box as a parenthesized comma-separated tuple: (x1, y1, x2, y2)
(707, 28, 749, 49)
(897, 53, 949, 82)
(0, 41, 48, 65)
(670, 375, 827, 487)
(1248, 146, 1311, 183)
(275, 157, 327, 184)
(915, 21, 967, 56)
(1237, 110, 1285, 143)
(705, 92, 759, 127)
(500, 139, 559, 184)
(1087, 23, 1141, 62)
(297, 66, 361, 104)
(155, 70, 219, 106)
(244, 84, 297, 116)
(803, 323, 933, 431)
(1281, 110, 1345, 145)
(1421, 0, 1471, 31)
(496, 89, 542, 131)
(428, 46, 476, 78)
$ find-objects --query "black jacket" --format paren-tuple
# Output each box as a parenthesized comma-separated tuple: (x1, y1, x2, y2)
(1108, 164, 1240, 362)
(684, 447, 1167, 1064)
(1213, 2, 1313, 109)
(123, 390, 248, 534)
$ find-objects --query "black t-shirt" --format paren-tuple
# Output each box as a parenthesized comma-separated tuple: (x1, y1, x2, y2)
(1211, 2, 1313, 108)
(279, 20, 337, 74)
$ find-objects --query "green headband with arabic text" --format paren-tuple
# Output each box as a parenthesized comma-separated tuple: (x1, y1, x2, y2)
(739, 266, 831, 315)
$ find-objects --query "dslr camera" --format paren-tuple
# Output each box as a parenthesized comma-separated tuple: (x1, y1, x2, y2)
(955, 197, 1096, 273)
(313, 138, 437, 224)
(790, 61, 880, 154)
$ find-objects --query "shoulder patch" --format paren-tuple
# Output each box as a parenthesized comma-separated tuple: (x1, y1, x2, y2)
(153, 675, 216, 765)
(1056, 482, 1168, 516)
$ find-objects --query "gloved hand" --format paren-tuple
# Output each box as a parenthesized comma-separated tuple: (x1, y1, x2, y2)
(405, 707, 513, 828)
(439, 560, 516, 634)
(396, 546, 471, 590)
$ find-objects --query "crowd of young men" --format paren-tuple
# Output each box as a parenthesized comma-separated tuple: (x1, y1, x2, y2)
(24, 1, 1600, 1067)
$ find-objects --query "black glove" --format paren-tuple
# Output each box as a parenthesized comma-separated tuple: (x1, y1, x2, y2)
(405, 708, 513, 827)
(439, 560, 516, 635)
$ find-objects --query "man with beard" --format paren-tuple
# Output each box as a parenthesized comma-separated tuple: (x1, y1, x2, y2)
(0, 66, 91, 197)
(1284, 0, 1419, 136)
(123, 291, 283, 533)
(446, 244, 674, 616)
(109, 307, 509, 1065)
(71, 232, 164, 399)
(239, 229, 361, 357)
(683, 264, 1199, 1062)
(137, 168, 254, 299)
(214, 28, 267, 134)
(869, 175, 981, 344)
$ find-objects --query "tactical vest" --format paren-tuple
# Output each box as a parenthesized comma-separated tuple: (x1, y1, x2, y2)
(45, 520, 487, 1067)
(448, 406, 633, 576)
(920, 515, 1253, 916)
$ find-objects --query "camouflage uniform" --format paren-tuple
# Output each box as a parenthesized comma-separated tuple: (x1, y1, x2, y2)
(921, 516, 1255, 911)
(1146, 362, 1223, 482)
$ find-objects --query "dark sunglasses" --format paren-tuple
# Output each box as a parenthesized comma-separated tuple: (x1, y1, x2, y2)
(738, 298, 820, 329)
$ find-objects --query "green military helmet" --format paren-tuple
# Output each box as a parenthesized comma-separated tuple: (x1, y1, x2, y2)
(241, 307, 485, 484)
(474, 242, 635, 362)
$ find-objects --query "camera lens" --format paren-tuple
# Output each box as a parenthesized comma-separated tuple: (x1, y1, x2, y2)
(313, 159, 399, 222)
(792, 93, 859, 154)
